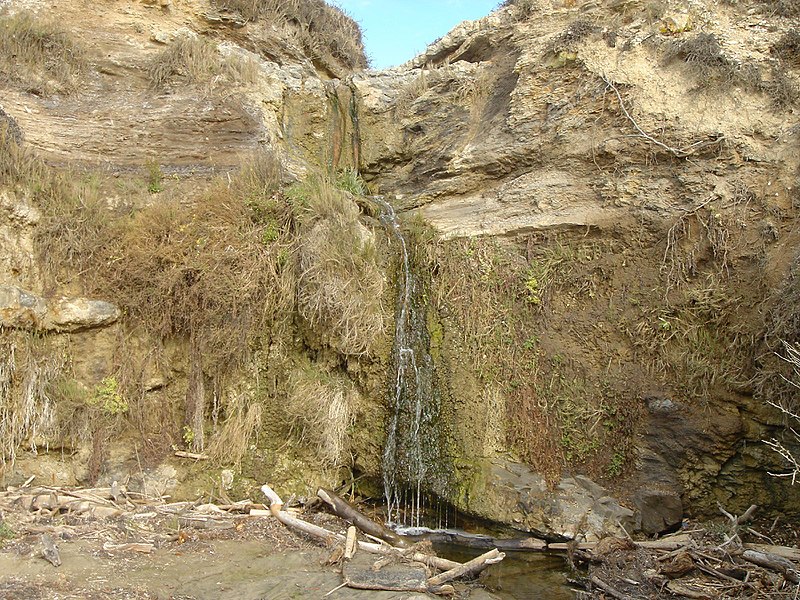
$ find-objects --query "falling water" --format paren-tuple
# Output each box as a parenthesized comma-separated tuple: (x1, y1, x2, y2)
(373, 196, 449, 528)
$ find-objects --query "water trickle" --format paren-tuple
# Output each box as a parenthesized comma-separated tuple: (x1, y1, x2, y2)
(373, 196, 449, 528)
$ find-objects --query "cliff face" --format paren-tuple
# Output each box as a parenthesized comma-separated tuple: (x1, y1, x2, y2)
(1, 0, 799, 540)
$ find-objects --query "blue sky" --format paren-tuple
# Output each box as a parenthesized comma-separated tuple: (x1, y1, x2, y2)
(333, 1, 501, 69)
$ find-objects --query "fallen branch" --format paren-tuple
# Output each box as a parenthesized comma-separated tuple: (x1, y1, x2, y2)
(427, 548, 505, 587)
(258, 484, 460, 571)
(174, 451, 209, 460)
(741, 549, 800, 584)
(590, 575, 629, 600)
(317, 488, 408, 548)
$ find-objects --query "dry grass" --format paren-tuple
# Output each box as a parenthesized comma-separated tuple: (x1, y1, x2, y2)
(96, 151, 292, 374)
(208, 391, 263, 466)
(293, 175, 386, 357)
(0, 10, 86, 95)
(0, 331, 65, 467)
(662, 33, 798, 108)
(148, 35, 259, 89)
(547, 20, 596, 55)
(213, 0, 367, 70)
(280, 363, 357, 468)
(773, 30, 800, 67)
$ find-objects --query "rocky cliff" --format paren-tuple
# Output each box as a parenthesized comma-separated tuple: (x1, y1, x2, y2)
(1, 0, 799, 541)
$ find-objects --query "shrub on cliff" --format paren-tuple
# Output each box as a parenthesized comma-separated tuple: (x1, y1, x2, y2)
(292, 175, 386, 357)
(213, 0, 367, 70)
(148, 35, 259, 89)
(0, 10, 86, 95)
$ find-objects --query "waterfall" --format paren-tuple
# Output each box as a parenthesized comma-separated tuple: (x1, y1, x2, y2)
(374, 196, 449, 528)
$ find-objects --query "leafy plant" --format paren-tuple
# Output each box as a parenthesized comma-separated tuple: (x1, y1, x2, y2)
(0, 521, 14, 543)
(146, 160, 163, 194)
(607, 451, 626, 477)
(90, 377, 128, 416)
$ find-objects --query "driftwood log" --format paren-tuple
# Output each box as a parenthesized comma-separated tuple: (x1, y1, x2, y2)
(259, 484, 506, 595)
(742, 549, 800, 584)
(259, 484, 460, 572)
(427, 548, 505, 587)
(317, 488, 409, 548)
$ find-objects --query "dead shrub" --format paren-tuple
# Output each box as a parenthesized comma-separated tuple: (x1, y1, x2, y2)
(663, 33, 735, 85)
(212, 0, 367, 70)
(760, 66, 800, 109)
(0, 10, 86, 95)
(758, 0, 800, 17)
(148, 35, 259, 89)
(773, 30, 800, 67)
(293, 175, 386, 357)
(547, 20, 597, 55)
(96, 151, 293, 373)
(0, 108, 23, 146)
(0, 127, 107, 282)
(0, 331, 65, 467)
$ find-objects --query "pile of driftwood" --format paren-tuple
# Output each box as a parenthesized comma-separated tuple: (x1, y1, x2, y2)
(257, 484, 505, 595)
(575, 505, 800, 600)
(0, 478, 264, 567)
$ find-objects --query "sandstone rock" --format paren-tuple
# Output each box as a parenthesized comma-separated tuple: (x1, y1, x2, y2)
(45, 296, 121, 332)
(0, 285, 120, 332)
(459, 459, 636, 541)
(634, 489, 684, 535)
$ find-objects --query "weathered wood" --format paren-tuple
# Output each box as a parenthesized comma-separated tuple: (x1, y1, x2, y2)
(421, 530, 548, 551)
(102, 542, 155, 553)
(345, 526, 358, 560)
(741, 549, 800, 583)
(317, 488, 408, 549)
(665, 580, 713, 599)
(427, 549, 505, 587)
(174, 451, 209, 460)
(743, 543, 800, 561)
(259, 484, 460, 572)
(589, 575, 629, 600)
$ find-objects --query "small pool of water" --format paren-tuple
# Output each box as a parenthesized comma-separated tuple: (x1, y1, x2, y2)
(405, 535, 577, 599)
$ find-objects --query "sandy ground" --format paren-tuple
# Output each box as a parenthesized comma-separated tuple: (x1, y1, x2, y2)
(0, 505, 509, 600)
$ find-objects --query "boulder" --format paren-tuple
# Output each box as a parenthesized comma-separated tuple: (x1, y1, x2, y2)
(0, 285, 120, 332)
(457, 459, 636, 542)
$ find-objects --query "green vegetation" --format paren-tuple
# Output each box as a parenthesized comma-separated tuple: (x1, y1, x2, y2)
(212, 0, 367, 70)
(2, 120, 389, 469)
(89, 377, 128, 416)
(0, 520, 14, 543)
(146, 160, 164, 194)
(147, 35, 259, 89)
(0, 9, 86, 95)
(416, 232, 639, 483)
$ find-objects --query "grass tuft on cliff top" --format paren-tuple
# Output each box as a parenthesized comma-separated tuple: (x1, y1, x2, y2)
(213, 0, 367, 70)
(0, 9, 86, 95)
(148, 35, 259, 89)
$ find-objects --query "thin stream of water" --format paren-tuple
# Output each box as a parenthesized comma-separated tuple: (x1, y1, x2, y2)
(374, 195, 447, 528)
